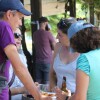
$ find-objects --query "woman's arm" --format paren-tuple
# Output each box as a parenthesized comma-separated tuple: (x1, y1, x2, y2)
(4, 44, 42, 100)
(49, 42, 61, 91)
(49, 62, 57, 91)
(69, 69, 89, 100)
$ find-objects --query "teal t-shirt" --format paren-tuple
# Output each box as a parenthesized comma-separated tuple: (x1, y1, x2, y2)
(77, 49, 100, 100)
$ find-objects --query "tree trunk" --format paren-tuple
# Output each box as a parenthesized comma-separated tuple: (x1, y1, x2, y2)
(95, 12, 100, 26)
(31, 0, 42, 81)
(20, 0, 33, 78)
(21, 21, 33, 77)
(89, 1, 94, 24)
(69, 0, 76, 17)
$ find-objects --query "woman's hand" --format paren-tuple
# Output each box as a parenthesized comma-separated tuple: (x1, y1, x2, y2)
(55, 87, 71, 100)
(41, 95, 52, 100)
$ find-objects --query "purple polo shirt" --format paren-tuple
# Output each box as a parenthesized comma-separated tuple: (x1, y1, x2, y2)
(33, 29, 55, 63)
(0, 21, 15, 100)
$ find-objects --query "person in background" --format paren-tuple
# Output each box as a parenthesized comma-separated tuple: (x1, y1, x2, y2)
(0, 0, 51, 100)
(49, 18, 79, 100)
(9, 28, 27, 100)
(33, 17, 56, 84)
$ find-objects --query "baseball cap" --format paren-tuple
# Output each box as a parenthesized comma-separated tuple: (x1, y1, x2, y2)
(0, 0, 31, 16)
(68, 20, 94, 39)
(39, 17, 48, 23)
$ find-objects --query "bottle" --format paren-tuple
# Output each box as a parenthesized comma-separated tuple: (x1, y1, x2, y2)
(61, 76, 68, 93)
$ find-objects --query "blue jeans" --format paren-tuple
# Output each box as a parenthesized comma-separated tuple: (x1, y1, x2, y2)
(35, 62, 50, 84)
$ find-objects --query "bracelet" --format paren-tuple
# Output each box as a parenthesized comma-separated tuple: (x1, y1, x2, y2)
(65, 96, 69, 100)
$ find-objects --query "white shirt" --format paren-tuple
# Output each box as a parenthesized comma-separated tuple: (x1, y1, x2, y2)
(9, 53, 27, 100)
(53, 47, 79, 93)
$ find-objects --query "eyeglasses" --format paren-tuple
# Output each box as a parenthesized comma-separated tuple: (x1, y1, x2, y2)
(58, 19, 67, 27)
(14, 33, 23, 39)
(58, 19, 71, 29)
(57, 18, 76, 29)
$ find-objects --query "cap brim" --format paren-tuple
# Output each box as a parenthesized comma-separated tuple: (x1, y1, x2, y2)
(19, 8, 32, 16)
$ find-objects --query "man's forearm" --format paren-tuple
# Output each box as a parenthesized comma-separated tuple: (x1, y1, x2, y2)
(4, 45, 41, 100)
(10, 87, 27, 95)
(14, 64, 41, 100)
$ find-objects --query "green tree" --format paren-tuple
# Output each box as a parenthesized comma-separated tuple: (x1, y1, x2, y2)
(79, 0, 100, 25)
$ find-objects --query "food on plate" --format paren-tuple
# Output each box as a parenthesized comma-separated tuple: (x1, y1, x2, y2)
(41, 91, 56, 97)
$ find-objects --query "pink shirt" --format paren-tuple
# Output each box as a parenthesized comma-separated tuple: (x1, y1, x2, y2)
(33, 29, 55, 63)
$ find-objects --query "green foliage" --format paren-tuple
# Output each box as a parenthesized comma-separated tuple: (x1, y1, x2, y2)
(79, 0, 100, 10)
(47, 14, 66, 37)
(94, 0, 100, 9)
(76, 0, 82, 3)
(81, 3, 88, 11)
(24, 19, 32, 36)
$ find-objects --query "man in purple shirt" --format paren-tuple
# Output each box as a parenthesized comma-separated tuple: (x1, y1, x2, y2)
(0, 21, 16, 100)
(33, 17, 56, 84)
(0, 0, 51, 100)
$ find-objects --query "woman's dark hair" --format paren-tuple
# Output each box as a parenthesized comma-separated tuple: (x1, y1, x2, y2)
(70, 27, 100, 53)
(57, 17, 76, 34)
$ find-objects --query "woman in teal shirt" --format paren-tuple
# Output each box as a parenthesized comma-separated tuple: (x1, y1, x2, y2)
(68, 21, 100, 100)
